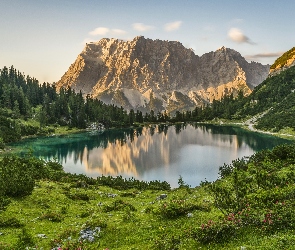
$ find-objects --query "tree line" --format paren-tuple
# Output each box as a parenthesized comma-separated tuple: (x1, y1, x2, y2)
(1, 64, 295, 145)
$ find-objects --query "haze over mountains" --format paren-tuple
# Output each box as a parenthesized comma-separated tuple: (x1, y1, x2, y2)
(56, 36, 270, 113)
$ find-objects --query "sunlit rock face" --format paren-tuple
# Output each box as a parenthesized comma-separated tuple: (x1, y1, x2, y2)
(269, 48, 295, 77)
(56, 36, 269, 113)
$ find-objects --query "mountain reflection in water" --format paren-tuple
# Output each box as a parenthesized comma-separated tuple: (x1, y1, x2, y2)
(11, 124, 290, 188)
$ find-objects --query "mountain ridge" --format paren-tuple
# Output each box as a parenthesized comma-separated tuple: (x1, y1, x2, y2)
(56, 36, 270, 113)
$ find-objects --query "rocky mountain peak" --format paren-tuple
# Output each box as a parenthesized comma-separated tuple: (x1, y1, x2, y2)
(56, 37, 270, 113)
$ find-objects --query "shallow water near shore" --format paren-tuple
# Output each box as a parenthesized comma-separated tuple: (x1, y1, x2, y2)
(8, 123, 291, 188)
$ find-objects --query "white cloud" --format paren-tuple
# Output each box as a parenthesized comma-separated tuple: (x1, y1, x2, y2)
(132, 23, 154, 31)
(89, 27, 110, 36)
(245, 52, 283, 60)
(112, 29, 127, 35)
(164, 21, 182, 32)
(228, 28, 254, 44)
(89, 27, 127, 37)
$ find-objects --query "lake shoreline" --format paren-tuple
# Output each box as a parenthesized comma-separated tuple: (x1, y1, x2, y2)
(1, 120, 294, 156)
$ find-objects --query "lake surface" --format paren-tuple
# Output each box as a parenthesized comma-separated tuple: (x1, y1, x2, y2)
(9, 124, 290, 188)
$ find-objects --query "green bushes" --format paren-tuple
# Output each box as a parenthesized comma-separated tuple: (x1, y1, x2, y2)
(0, 156, 65, 198)
(0, 156, 35, 197)
(103, 199, 136, 212)
(14, 228, 35, 249)
(0, 216, 23, 228)
(39, 212, 63, 222)
(158, 198, 210, 219)
(198, 144, 295, 243)
(97, 175, 171, 190)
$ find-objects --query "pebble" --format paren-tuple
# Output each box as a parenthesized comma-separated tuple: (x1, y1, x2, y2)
(37, 234, 47, 238)
(187, 213, 193, 218)
(79, 227, 101, 242)
(157, 194, 168, 200)
(108, 193, 118, 198)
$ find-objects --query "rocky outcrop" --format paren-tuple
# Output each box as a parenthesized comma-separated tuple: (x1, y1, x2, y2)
(269, 47, 295, 77)
(56, 36, 270, 113)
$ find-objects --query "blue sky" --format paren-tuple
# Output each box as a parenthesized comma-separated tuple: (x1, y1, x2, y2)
(1, 0, 294, 83)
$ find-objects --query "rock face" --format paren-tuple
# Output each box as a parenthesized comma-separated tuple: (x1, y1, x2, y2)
(269, 47, 295, 77)
(56, 36, 270, 113)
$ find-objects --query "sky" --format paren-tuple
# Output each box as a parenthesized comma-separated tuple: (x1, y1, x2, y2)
(1, 0, 295, 83)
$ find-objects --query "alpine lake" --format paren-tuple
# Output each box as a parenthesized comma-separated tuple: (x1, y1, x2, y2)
(8, 123, 291, 188)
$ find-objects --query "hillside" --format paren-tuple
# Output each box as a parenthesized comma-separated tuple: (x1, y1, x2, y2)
(237, 64, 295, 132)
(269, 47, 295, 76)
(56, 36, 269, 113)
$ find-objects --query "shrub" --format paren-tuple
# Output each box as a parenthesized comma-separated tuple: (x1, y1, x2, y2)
(154, 233, 181, 250)
(39, 212, 63, 222)
(178, 175, 190, 189)
(65, 191, 90, 201)
(158, 198, 210, 219)
(194, 219, 237, 244)
(0, 217, 23, 228)
(0, 156, 35, 197)
(0, 137, 5, 149)
(83, 217, 107, 229)
(103, 199, 136, 212)
(14, 228, 35, 249)
(0, 196, 11, 211)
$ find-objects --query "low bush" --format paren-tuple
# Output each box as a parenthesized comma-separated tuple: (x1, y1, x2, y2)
(14, 228, 35, 249)
(83, 217, 107, 229)
(103, 199, 136, 212)
(0, 217, 23, 228)
(65, 191, 90, 201)
(158, 198, 210, 219)
(39, 212, 63, 222)
(197, 144, 295, 243)
(0, 196, 11, 212)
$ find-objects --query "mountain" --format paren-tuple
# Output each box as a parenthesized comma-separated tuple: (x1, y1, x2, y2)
(269, 47, 295, 77)
(56, 36, 270, 113)
(204, 45, 295, 132)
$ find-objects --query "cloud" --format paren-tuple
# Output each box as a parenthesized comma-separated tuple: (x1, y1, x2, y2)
(89, 27, 110, 36)
(164, 21, 182, 32)
(112, 29, 127, 35)
(228, 28, 254, 44)
(132, 23, 154, 31)
(245, 52, 283, 60)
(89, 27, 127, 36)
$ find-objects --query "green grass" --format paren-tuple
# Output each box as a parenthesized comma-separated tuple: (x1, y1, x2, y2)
(0, 182, 214, 249)
(1, 179, 295, 249)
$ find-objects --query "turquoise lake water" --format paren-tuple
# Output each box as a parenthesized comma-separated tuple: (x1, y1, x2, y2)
(9, 123, 291, 188)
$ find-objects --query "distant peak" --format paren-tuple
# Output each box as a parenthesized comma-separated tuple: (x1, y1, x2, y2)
(134, 35, 145, 40)
(217, 46, 226, 51)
